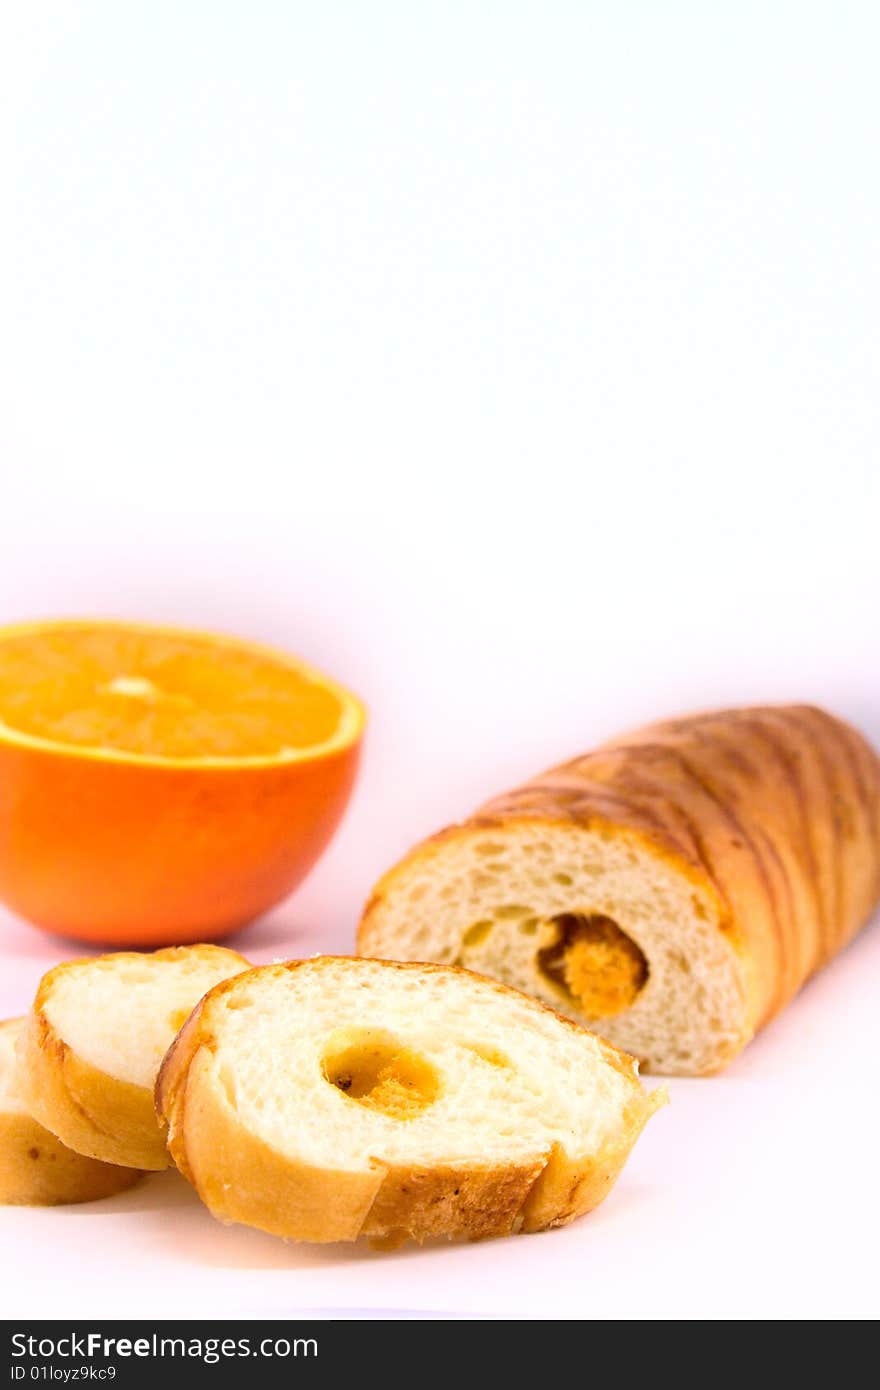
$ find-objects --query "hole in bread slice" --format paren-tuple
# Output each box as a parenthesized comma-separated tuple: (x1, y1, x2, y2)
(321, 1028, 440, 1121)
(537, 913, 648, 1018)
(461, 919, 494, 948)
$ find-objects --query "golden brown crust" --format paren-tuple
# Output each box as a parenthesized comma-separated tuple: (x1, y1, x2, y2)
(0, 1018, 144, 1205)
(156, 958, 661, 1244)
(519, 1087, 664, 1235)
(0, 1109, 143, 1205)
(359, 704, 880, 1060)
(159, 1032, 386, 1241)
(587, 705, 880, 1031)
(17, 946, 249, 1170)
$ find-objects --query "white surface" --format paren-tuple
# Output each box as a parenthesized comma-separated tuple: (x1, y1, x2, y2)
(1, 2, 878, 1320)
(2, 910, 879, 1320)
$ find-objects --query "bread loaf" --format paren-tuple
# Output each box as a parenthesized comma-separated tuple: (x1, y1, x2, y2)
(359, 705, 880, 1074)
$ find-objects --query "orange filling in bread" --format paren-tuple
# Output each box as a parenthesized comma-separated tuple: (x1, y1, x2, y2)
(321, 1029, 440, 1121)
(537, 914, 648, 1017)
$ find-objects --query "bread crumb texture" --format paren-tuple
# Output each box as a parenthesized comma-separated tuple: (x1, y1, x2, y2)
(41, 945, 249, 1088)
(362, 819, 743, 1074)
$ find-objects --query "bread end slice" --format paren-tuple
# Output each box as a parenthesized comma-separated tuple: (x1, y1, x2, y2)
(0, 1018, 143, 1205)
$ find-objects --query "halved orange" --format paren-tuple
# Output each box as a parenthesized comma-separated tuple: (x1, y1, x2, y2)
(0, 620, 365, 945)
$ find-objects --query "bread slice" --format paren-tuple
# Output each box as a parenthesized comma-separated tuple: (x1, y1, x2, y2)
(359, 705, 880, 1075)
(0, 1018, 142, 1205)
(156, 956, 665, 1245)
(17, 945, 248, 1170)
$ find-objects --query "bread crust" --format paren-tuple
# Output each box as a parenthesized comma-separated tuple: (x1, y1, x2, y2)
(17, 946, 249, 1170)
(0, 1019, 143, 1205)
(359, 705, 880, 1070)
(0, 1109, 143, 1205)
(156, 958, 663, 1244)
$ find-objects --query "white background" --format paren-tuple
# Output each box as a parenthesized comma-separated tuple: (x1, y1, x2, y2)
(1, 2, 878, 1319)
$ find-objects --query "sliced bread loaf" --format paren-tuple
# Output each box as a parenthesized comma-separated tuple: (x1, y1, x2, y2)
(359, 705, 880, 1074)
(156, 956, 665, 1245)
(17, 944, 248, 1169)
